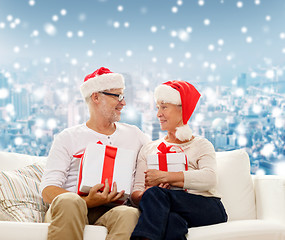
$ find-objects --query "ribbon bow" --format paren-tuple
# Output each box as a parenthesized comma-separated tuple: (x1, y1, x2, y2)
(156, 142, 176, 171)
(156, 142, 188, 172)
(157, 142, 176, 154)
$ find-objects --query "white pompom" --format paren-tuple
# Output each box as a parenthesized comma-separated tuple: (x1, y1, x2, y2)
(175, 125, 192, 141)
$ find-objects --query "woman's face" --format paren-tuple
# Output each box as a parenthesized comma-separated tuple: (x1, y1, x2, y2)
(156, 101, 183, 132)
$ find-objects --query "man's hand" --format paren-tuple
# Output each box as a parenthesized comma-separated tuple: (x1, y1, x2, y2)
(83, 179, 125, 208)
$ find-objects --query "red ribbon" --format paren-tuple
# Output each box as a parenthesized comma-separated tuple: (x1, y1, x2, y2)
(100, 145, 117, 191)
(157, 142, 175, 171)
(156, 142, 188, 171)
(76, 150, 86, 195)
(74, 141, 117, 195)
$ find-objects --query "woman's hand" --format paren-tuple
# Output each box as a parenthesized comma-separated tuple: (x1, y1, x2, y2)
(158, 183, 170, 189)
(131, 186, 152, 206)
(145, 169, 168, 187)
(145, 169, 185, 188)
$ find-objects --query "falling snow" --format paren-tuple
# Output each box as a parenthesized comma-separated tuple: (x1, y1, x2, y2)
(0, 0, 284, 174)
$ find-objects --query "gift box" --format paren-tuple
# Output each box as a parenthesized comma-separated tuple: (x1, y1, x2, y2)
(147, 142, 188, 190)
(147, 152, 187, 172)
(77, 142, 136, 202)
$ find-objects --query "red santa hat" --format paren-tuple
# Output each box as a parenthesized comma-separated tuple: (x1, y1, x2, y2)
(154, 80, 201, 141)
(80, 67, 125, 99)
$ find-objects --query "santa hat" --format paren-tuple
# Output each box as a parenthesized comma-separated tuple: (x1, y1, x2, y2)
(154, 80, 201, 141)
(80, 67, 125, 99)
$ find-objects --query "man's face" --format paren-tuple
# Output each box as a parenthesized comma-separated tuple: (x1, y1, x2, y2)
(98, 88, 126, 123)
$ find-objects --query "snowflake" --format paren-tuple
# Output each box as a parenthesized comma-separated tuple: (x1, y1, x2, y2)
(172, 6, 178, 13)
(204, 19, 210, 26)
(150, 26, 157, 33)
(13, 46, 20, 53)
(77, 31, 84, 37)
(126, 50, 133, 57)
(87, 50, 93, 57)
(67, 31, 73, 38)
(113, 21, 120, 28)
(237, 1, 243, 8)
(198, 0, 204, 6)
(166, 57, 173, 64)
(60, 9, 67, 16)
(29, 0, 36, 6)
(246, 36, 253, 43)
(241, 26, 248, 33)
(0, 88, 9, 99)
(118, 5, 124, 12)
(44, 23, 57, 36)
(185, 52, 191, 58)
(52, 15, 59, 22)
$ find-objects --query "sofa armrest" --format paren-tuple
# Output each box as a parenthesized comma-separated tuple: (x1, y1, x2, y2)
(253, 175, 285, 224)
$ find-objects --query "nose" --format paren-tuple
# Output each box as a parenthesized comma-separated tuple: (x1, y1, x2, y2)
(157, 108, 162, 118)
(120, 98, 126, 106)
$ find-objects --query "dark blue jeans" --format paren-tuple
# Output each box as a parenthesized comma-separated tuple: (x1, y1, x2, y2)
(131, 186, 228, 240)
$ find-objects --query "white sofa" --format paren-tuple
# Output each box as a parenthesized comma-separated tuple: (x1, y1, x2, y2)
(0, 149, 284, 240)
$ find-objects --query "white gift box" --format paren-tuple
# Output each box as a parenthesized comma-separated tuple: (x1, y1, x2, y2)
(147, 152, 187, 172)
(77, 142, 135, 201)
(147, 152, 187, 190)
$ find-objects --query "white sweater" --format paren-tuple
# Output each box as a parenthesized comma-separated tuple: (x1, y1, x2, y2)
(133, 136, 220, 198)
(40, 122, 150, 194)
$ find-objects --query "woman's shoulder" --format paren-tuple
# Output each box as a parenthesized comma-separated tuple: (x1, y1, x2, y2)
(192, 135, 213, 145)
(185, 135, 215, 151)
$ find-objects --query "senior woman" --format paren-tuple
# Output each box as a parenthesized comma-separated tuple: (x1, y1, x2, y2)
(130, 80, 228, 240)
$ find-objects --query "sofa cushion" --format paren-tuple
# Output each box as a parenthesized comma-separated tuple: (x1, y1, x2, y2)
(187, 220, 285, 240)
(0, 152, 46, 171)
(0, 162, 49, 222)
(216, 149, 256, 221)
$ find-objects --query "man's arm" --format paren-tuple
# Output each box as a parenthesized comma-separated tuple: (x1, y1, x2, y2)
(42, 186, 69, 204)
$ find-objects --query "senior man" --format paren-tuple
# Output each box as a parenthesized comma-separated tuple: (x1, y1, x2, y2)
(40, 67, 149, 240)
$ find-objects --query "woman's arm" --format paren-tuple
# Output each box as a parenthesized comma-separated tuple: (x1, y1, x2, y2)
(145, 169, 184, 188)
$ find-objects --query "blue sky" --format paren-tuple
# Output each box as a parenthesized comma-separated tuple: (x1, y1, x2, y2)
(0, 0, 285, 84)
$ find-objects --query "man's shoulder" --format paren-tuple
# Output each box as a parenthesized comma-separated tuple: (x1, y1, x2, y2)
(116, 122, 142, 133)
(56, 124, 87, 138)
(116, 122, 150, 143)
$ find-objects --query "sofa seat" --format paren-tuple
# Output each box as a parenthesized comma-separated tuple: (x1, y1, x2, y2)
(0, 219, 284, 240)
(0, 221, 107, 240)
(188, 220, 285, 240)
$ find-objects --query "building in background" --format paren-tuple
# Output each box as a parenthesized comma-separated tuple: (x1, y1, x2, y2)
(0, 68, 285, 175)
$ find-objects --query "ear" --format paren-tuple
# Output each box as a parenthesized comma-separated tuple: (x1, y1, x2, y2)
(91, 92, 100, 103)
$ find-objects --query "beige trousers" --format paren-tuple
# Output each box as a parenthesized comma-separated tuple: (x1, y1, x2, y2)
(45, 192, 140, 240)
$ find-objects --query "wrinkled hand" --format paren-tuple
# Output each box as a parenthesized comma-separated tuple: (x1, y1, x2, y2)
(84, 179, 124, 208)
(145, 169, 167, 187)
(158, 183, 170, 189)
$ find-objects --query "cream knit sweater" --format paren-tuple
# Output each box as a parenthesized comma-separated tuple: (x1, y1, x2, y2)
(132, 136, 220, 198)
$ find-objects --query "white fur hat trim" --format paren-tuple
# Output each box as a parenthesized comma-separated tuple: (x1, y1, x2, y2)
(175, 125, 193, 141)
(154, 84, 181, 105)
(80, 73, 125, 99)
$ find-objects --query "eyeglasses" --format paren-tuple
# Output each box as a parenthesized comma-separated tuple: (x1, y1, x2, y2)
(99, 91, 125, 102)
